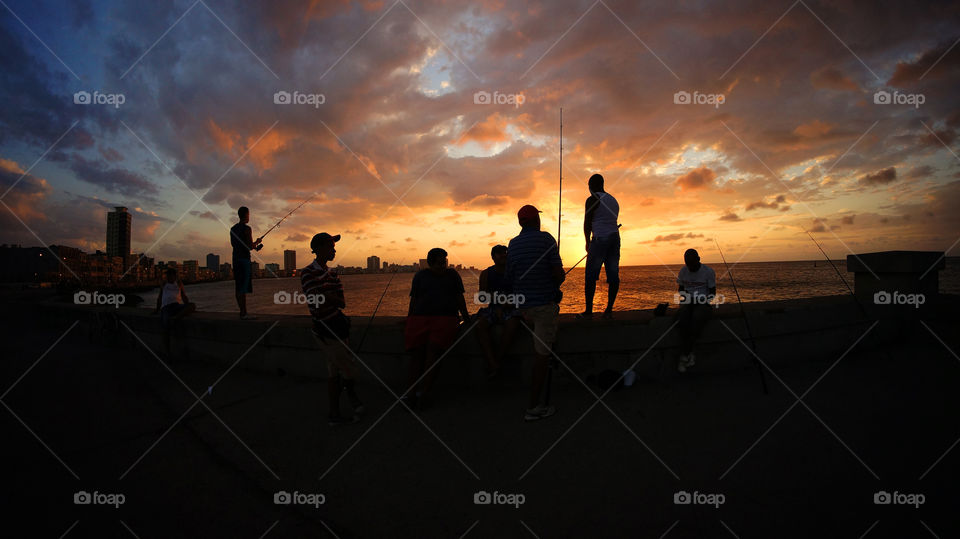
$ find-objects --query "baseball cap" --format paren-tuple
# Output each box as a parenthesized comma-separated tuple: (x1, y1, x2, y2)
(310, 232, 340, 253)
(517, 205, 542, 221)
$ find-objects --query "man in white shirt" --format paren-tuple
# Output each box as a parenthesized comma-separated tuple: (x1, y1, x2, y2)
(580, 173, 620, 319)
(674, 248, 716, 372)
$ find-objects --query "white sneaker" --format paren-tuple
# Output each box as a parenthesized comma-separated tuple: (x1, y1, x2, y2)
(686, 353, 696, 368)
(677, 354, 689, 372)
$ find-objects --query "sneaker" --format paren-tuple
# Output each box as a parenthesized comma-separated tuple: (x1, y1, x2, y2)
(328, 413, 359, 426)
(348, 393, 365, 415)
(686, 353, 696, 368)
(677, 354, 689, 373)
(524, 405, 557, 422)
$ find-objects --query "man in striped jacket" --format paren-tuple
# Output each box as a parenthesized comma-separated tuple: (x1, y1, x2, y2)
(301, 232, 364, 426)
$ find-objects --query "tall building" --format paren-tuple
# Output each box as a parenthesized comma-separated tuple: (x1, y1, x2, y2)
(206, 253, 220, 271)
(284, 250, 297, 273)
(106, 207, 131, 258)
(419, 258, 429, 270)
(366, 255, 381, 273)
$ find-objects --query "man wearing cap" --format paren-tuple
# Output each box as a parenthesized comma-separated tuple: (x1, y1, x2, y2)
(231, 206, 263, 320)
(301, 232, 364, 426)
(506, 205, 564, 421)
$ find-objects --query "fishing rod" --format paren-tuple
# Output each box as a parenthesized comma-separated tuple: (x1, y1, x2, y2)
(547, 107, 562, 407)
(259, 193, 317, 240)
(354, 269, 399, 354)
(558, 107, 563, 252)
(715, 238, 769, 394)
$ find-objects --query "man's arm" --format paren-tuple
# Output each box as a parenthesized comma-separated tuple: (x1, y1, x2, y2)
(552, 264, 565, 287)
(179, 281, 190, 304)
(584, 197, 595, 251)
(479, 268, 489, 293)
(155, 286, 162, 313)
(457, 294, 470, 323)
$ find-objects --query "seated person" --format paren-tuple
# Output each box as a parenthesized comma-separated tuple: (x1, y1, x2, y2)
(474, 244, 522, 379)
(674, 248, 716, 372)
(154, 268, 196, 359)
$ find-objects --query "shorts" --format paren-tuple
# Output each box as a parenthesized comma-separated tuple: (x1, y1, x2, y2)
(404, 315, 460, 351)
(311, 330, 356, 378)
(475, 305, 521, 325)
(234, 258, 253, 294)
(160, 303, 187, 329)
(585, 232, 620, 283)
(519, 303, 560, 355)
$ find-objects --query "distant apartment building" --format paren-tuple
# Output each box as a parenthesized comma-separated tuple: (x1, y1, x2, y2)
(283, 250, 297, 274)
(182, 260, 199, 281)
(366, 255, 381, 273)
(265, 263, 280, 275)
(206, 253, 220, 271)
(419, 258, 429, 270)
(250, 261, 260, 277)
(106, 207, 131, 258)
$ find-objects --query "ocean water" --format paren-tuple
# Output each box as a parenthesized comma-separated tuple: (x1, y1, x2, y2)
(141, 259, 960, 317)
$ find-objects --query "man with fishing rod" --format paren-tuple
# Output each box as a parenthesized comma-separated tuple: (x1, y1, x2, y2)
(506, 205, 564, 422)
(301, 232, 365, 426)
(580, 173, 621, 320)
(231, 206, 263, 320)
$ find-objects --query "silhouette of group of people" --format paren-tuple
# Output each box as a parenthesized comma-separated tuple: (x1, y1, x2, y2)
(288, 173, 719, 426)
(155, 174, 718, 424)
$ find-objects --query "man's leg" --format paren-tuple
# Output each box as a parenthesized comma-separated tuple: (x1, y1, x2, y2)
(236, 292, 246, 317)
(405, 347, 424, 398)
(474, 314, 498, 373)
(603, 236, 621, 314)
(675, 304, 695, 356)
(688, 304, 713, 350)
(496, 316, 522, 364)
(327, 371, 343, 417)
(584, 278, 597, 315)
(529, 352, 550, 408)
(175, 302, 196, 320)
(420, 340, 444, 398)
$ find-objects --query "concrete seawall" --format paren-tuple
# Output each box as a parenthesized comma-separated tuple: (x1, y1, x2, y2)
(19, 294, 958, 390)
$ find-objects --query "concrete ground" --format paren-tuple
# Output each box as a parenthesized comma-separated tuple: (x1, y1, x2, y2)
(3, 314, 959, 538)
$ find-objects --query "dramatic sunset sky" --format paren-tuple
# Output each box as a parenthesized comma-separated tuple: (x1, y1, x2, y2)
(1, 0, 958, 269)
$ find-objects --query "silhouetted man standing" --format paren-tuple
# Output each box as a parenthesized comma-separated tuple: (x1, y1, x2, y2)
(231, 206, 262, 320)
(506, 205, 564, 421)
(581, 173, 620, 319)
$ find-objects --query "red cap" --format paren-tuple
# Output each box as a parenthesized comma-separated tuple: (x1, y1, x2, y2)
(517, 205, 542, 221)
